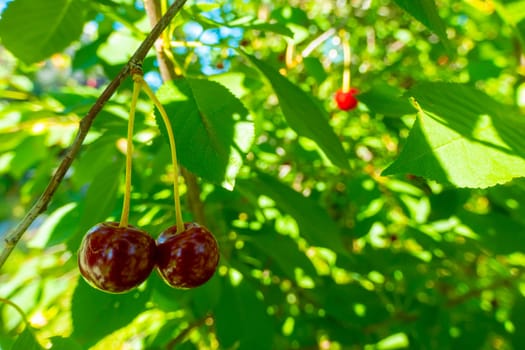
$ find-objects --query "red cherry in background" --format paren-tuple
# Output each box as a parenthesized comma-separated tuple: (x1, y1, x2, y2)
(78, 222, 157, 293)
(156, 222, 219, 289)
(335, 88, 359, 111)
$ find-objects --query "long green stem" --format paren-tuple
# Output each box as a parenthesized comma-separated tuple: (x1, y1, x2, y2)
(119, 79, 141, 228)
(144, 0, 207, 226)
(0, 297, 30, 326)
(342, 33, 352, 93)
(138, 76, 185, 233)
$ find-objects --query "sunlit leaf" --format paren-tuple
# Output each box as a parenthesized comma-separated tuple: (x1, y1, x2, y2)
(383, 82, 525, 188)
(0, 0, 86, 64)
(28, 203, 77, 249)
(511, 296, 525, 348)
(194, 12, 294, 37)
(11, 328, 43, 350)
(358, 83, 416, 116)
(97, 31, 143, 65)
(49, 337, 83, 350)
(324, 283, 389, 326)
(458, 209, 525, 254)
(73, 135, 121, 187)
(71, 278, 150, 347)
(71, 158, 124, 248)
(246, 231, 317, 280)
(156, 78, 252, 188)
(394, 0, 450, 48)
(495, 2, 525, 46)
(214, 277, 273, 350)
(238, 173, 344, 253)
(245, 54, 349, 169)
(8, 136, 48, 178)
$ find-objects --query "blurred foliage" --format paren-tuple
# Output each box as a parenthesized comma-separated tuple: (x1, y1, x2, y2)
(1, 0, 525, 349)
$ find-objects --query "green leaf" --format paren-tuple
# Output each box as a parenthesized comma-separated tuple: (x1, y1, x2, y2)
(70, 157, 124, 248)
(195, 13, 294, 38)
(28, 203, 78, 249)
(73, 135, 121, 187)
(238, 173, 344, 253)
(495, 2, 525, 47)
(245, 54, 349, 169)
(511, 295, 525, 349)
(156, 78, 252, 188)
(224, 17, 293, 37)
(246, 22, 294, 38)
(358, 83, 416, 116)
(0, 0, 86, 64)
(271, 6, 310, 26)
(394, 0, 449, 48)
(246, 231, 318, 280)
(49, 337, 83, 350)
(8, 136, 48, 178)
(97, 30, 143, 65)
(303, 57, 327, 84)
(496, 1, 525, 26)
(383, 82, 525, 188)
(11, 328, 43, 350)
(214, 277, 274, 350)
(457, 209, 525, 254)
(324, 283, 389, 326)
(71, 278, 150, 347)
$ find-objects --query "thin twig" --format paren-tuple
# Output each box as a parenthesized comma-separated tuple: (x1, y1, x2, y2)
(0, 0, 188, 269)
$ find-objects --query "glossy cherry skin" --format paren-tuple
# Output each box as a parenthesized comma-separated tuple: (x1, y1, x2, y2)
(335, 88, 359, 111)
(156, 222, 219, 289)
(78, 222, 157, 293)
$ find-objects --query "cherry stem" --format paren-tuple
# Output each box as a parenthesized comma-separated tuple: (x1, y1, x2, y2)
(285, 40, 295, 69)
(119, 78, 141, 228)
(342, 32, 352, 93)
(161, 0, 170, 44)
(138, 77, 185, 234)
(0, 297, 31, 327)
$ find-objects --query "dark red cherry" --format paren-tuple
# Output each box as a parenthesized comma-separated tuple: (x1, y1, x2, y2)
(78, 222, 157, 293)
(335, 88, 359, 111)
(156, 222, 219, 289)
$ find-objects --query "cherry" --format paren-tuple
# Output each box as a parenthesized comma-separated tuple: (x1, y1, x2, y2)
(156, 222, 219, 289)
(335, 88, 359, 111)
(78, 222, 157, 293)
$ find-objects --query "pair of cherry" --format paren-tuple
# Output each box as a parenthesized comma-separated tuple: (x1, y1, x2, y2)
(78, 221, 219, 293)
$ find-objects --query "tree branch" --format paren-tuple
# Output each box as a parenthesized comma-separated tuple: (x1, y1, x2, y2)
(0, 0, 188, 269)
(144, 0, 208, 226)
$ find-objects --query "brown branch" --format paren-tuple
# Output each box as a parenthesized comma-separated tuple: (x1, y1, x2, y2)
(181, 167, 207, 225)
(0, 0, 188, 269)
(144, 0, 207, 226)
